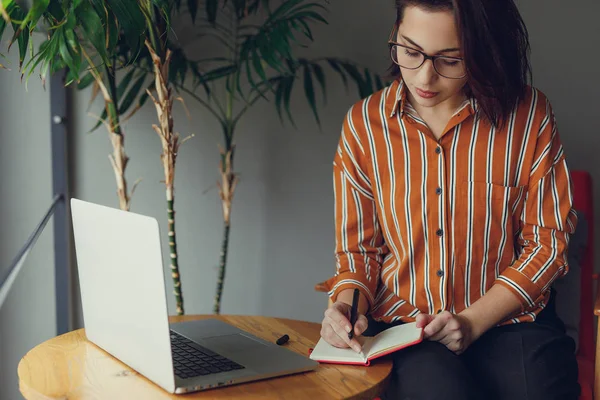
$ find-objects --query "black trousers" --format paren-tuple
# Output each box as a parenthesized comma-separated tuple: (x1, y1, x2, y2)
(367, 292, 580, 400)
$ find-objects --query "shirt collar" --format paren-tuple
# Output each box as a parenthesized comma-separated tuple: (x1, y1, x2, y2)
(468, 95, 479, 115)
(386, 79, 479, 119)
(386, 79, 406, 118)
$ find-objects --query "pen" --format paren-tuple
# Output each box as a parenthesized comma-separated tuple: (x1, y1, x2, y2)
(348, 288, 359, 340)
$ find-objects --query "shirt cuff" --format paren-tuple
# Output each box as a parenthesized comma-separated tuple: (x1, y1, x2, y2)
(322, 272, 377, 311)
(495, 267, 545, 310)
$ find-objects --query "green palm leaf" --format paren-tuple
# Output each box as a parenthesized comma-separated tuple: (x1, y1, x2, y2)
(0, 1, 16, 42)
(119, 73, 146, 114)
(282, 75, 295, 126)
(302, 62, 319, 125)
(152, 0, 171, 25)
(205, 0, 218, 24)
(76, 1, 110, 66)
(117, 68, 136, 98)
(7, 6, 29, 68)
(236, 0, 328, 95)
(311, 62, 325, 102)
(258, 57, 384, 128)
(13, 0, 49, 34)
(326, 58, 347, 89)
(77, 70, 95, 90)
(90, 108, 108, 133)
(106, 0, 145, 53)
(187, 0, 198, 22)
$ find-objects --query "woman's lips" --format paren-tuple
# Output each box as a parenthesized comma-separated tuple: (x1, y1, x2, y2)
(416, 88, 439, 99)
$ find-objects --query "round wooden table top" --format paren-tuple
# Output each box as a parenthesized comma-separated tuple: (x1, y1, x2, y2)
(18, 315, 392, 399)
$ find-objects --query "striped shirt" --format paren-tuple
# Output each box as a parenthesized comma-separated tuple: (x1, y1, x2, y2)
(324, 79, 578, 325)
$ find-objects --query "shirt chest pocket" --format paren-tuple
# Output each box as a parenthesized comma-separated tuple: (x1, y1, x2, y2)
(453, 181, 527, 267)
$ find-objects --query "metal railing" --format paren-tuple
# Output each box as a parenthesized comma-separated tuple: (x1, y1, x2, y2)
(0, 195, 63, 310)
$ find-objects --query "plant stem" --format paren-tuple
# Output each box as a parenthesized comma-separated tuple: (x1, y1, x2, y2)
(213, 7, 239, 315)
(213, 145, 237, 315)
(167, 186, 184, 315)
(233, 79, 275, 126)
(147, 43, 186, 315)
(213, 221, 230, 314)
(103, 61, 132, 211)
(131, 63, 227, 122)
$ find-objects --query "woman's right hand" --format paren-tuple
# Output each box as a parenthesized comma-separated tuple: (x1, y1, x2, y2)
(320, 301, 369, 353)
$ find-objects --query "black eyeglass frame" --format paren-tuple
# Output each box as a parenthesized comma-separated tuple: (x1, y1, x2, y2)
(388, 41, 468, 80)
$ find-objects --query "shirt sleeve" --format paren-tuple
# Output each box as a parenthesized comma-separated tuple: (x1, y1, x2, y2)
(496, 97, 578, 309)
(323, 107, 388, 310)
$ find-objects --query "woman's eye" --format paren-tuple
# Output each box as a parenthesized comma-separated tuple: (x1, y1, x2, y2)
(404, 49, 420, 58)
(440, 59, 459, 66)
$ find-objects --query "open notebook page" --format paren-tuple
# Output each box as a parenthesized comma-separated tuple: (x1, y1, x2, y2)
(362, 322, 422, 358)
(309, 335, 372, 363)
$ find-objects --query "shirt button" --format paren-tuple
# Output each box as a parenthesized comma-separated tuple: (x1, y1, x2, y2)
(436, 229, 444, 237)
(436, 187, 442, 195)
(435, 147, 441, 154)
(436, 270, 444, 277)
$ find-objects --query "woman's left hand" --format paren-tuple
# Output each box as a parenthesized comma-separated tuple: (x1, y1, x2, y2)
(415, 311, 480, 355)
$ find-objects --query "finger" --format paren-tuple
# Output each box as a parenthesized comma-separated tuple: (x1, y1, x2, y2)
(323, 316, 360, 352)
(453, 339, 466, 355)
(325, 304, 352, 333)
(321, 324, 350, 348)
(429, 324, 452, 342)
(354, 314, 369, 336)
(431, 322, 466, 346)
(444, 337, 463, 354)
(430, 317, 462, 342)
(446, 317, 461, 332)
(423, 312, 452, 338)
(416, 313, 435, 329)
(349, 337, 363, 353)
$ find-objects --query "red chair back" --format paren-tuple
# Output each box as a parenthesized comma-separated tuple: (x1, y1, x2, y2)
(571, 171, 595, 364)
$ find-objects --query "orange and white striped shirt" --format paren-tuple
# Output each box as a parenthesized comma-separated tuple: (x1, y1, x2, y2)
(324, 79, 577, 325)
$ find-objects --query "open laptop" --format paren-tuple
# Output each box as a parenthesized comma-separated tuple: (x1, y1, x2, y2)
(70, 198, 318, 394)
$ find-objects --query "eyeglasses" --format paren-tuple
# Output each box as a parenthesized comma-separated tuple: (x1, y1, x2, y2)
(388, 41, 467, 80)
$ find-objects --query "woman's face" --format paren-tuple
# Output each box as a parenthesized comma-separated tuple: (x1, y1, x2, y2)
(396, 6, 468, 109)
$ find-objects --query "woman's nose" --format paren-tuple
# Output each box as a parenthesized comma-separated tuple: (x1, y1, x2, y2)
(416, 59, 437, 85)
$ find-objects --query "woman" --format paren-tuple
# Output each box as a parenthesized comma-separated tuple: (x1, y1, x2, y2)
(319, 0, 580, 399)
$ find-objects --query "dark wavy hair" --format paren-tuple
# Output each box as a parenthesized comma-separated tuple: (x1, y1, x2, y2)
(391, 0, 532, 128)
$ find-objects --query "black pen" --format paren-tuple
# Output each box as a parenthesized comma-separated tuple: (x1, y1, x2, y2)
(348, 288, 359, 339)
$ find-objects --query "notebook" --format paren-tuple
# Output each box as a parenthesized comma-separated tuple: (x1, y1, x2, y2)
(309, 322, 423, 366)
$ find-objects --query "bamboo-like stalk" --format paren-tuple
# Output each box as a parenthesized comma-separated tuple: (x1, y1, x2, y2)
(109, 130, 131, 211)
(146, 41, 190, 315)
(213, 146, 238, 314)
(83, 51, 135, 211)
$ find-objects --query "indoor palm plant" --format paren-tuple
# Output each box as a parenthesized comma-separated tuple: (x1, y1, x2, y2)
(136, 0, 199, 315)
(0, 0, 150, 212)
(178, 0, 385, 314)
(1, 0, 200, 315)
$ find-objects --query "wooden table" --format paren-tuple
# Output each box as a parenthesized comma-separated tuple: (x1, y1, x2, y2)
(18, 315, 392, 399)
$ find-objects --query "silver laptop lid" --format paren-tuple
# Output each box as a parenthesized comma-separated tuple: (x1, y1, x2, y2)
(71, 198, 175, 393)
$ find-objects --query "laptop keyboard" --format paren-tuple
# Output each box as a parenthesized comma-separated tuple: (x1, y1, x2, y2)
(170, 330, 245, 379)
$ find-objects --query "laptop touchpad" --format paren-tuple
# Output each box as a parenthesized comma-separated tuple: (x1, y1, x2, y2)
(203, 334, 268, 353)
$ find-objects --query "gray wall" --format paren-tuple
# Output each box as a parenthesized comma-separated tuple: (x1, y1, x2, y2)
(0, 35, 56, 399)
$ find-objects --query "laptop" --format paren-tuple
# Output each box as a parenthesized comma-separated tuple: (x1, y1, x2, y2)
(70, 198, 318, 394)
